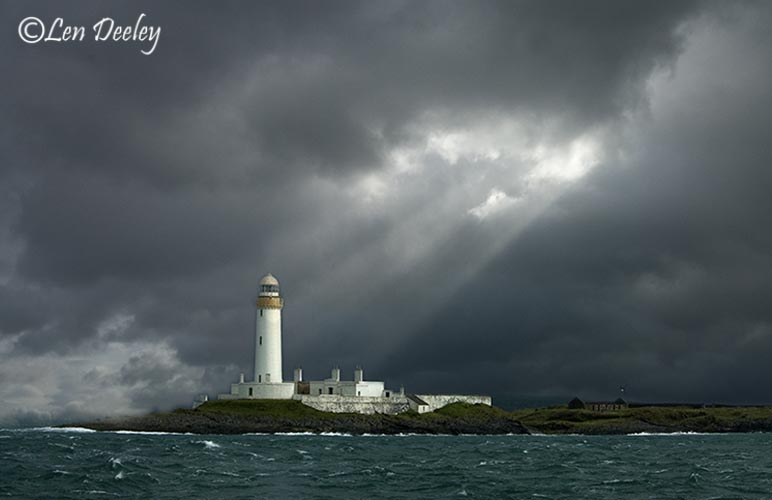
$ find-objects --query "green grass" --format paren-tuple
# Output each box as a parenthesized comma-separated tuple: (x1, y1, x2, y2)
(431, 402, 512, 419)
(630, 406, 772, 428)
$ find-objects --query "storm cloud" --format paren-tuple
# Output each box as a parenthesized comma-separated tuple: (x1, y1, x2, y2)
(1, 0, 771, 424)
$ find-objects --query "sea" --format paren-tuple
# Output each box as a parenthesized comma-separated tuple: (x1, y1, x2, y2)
(2, 428, 772, 499)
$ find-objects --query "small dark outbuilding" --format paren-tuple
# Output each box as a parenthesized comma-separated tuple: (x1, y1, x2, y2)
(568, 397, 585, 409)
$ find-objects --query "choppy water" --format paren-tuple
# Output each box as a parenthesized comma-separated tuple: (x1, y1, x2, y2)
(3, 428, 772, 499)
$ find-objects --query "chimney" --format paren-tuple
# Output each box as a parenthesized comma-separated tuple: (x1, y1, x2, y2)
(294, 367, 303, 382)
(331, 367, 340, 382)
(399, 385, 405, 395)
(354, 366, 363, 383)
(239, 373, 245, 384)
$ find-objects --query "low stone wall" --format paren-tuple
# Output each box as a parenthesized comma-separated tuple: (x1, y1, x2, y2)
(297, 393, 491, 415)
(414, 394, 492, 413)
(296, 394, 410, 415)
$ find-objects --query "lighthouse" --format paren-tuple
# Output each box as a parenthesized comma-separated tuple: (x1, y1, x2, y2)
(255, 273, 284, 384)
(214, 270, 490, 412)
(218, 273, 295, 399)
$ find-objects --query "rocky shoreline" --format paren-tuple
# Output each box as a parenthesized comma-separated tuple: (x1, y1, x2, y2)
(511, 405, 772, 435)
(77, 411, 528, 435)
(523, 418, 772, 435)
(70, 400, 772, 436)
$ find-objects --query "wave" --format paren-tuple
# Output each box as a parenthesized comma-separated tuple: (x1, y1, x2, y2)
(196, 440, 221, 449)
(243, 432, 354, 437)
(247, 432, 511, 437)
(111, 430, 194, 436)
(247, 432, 452, 437)
(627, 431, 717, 436)
(22, 426, 97, 433)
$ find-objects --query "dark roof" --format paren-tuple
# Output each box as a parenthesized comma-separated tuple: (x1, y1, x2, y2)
(407, 394, 428, 406)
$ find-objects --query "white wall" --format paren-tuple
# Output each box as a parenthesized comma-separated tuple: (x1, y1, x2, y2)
(308, 380, 385, 397)
(309, 380, 349, 396)
(356, 381, 385, 397)
(219, 382, 295, 400)
(255, 307, 282, 383)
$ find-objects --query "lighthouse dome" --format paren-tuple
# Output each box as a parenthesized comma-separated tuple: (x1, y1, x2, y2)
(259, 273, 279, 286)
(258, 273, 281, 299)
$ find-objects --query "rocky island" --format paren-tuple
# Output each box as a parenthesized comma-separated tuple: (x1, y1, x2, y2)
(72, 400, 772, 435)
(512, 405, 772, 434)
(76, 400, 528, 435)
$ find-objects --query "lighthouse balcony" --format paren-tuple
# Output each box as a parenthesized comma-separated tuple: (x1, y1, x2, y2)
(256, 296, 283, 309)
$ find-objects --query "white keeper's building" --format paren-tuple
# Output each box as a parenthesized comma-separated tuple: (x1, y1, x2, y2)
(210, 273, 491, 415)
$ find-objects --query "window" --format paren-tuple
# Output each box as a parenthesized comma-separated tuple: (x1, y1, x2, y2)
(258, 375, 262, 383)
(385, 391, 390, 398)
(328, 387, 333, 395)
(260, 310, 263, 317)
(259, 336, 262, 345)
(319, 388, 322, 395)
(249, 388, 253, 396)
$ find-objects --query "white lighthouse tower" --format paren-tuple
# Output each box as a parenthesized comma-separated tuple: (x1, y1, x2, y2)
(218, 273, 295, 399)
(255, 273, 283, 384)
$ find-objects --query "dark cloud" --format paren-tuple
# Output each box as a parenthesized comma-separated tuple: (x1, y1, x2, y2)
(16, 173, 262, 284)
(2, 0, 696, 183)
(2, 0, 771, 423)
(386, 3, 772, 404)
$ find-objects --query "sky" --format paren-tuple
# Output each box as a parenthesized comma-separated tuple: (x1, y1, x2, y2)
(1, 1, 772, 425)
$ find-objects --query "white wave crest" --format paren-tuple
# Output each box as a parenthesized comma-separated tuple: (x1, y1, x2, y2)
(112, 430, 193, 436)
(26, 426, 97, 433)
(627, 431, 715, 436)
(244, 431, 354, 437)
